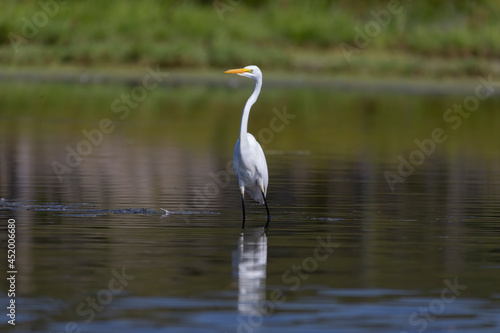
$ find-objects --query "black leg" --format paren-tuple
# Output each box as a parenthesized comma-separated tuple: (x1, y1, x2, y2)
(262, 190, 271, 229)
(241, 193, 246, 231)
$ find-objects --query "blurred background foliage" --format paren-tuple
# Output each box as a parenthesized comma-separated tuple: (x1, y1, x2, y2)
(1, 0, 499, 78)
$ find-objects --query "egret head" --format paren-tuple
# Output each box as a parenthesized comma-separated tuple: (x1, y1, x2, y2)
(224, 65, 262, 81)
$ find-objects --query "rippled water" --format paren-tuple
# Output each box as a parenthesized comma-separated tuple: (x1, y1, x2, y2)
(1, 82, 500, 332)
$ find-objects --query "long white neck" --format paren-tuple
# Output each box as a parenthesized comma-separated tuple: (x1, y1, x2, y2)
(239, 77, 262, 143)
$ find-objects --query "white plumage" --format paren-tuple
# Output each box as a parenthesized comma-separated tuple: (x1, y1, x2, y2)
(233, 133, 268, 204)
(225, 65, 270, 229)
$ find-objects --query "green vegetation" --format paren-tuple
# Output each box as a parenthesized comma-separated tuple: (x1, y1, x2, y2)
(2, 0, 500, 78)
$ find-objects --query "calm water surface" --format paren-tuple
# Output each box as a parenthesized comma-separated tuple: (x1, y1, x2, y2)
(1, 82, 500, 332)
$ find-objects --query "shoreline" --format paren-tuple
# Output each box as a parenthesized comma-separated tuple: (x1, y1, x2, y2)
(1, 66, 497, 96)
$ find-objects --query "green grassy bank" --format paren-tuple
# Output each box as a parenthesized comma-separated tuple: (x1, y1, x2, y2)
(2, 0, 500, 79)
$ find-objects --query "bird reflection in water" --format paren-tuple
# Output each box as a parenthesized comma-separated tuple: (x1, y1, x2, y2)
(232, 229, 268, 316)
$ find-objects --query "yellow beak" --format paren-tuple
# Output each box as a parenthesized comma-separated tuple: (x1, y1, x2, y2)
(224, 68, 251, 74)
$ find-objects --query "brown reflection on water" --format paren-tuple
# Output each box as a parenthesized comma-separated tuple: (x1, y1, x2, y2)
(1, 84, 500, 307)
(2, 110, 500, 223)
(2, 87, 500, 332)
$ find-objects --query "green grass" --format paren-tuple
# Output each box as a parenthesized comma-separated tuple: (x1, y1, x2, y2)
(2, 0, 500, 78)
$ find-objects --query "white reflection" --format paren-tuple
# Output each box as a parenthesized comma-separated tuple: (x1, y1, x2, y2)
(232, 230, 268, 315)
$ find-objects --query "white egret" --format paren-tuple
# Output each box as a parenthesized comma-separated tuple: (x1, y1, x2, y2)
(224, 65, 270, 230)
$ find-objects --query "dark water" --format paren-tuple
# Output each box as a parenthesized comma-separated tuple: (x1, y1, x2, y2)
(1, 81, 500, 332)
